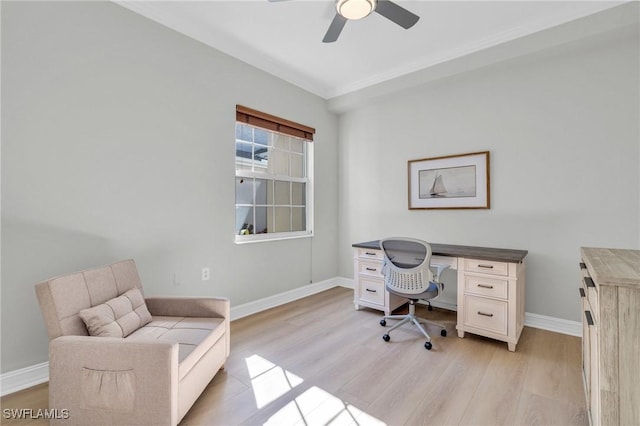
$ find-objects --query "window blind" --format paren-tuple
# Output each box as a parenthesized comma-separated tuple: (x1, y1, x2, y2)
(236, 105, 315, 141)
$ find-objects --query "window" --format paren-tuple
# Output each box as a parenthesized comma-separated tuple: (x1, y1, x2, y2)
(235, 105, 315, 243)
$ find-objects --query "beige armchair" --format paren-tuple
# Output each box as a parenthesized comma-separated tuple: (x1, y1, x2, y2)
(35, 259, 229, 425)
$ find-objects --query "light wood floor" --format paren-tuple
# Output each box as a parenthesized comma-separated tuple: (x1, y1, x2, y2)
(1, 287, 587, 425)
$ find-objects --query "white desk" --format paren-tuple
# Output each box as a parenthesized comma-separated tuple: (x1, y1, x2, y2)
(353, 240, 527, 351)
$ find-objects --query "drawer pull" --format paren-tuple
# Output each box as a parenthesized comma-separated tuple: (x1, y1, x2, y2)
(579, 288, 586, 297)
(477, 284, 494, 289)
(585, 310, 594, 326)
(365, 252, 377, 256)
(365, 267, 377, 272)
(366, 288, 377, 293)
(584, 277, 595, 288)
(579, 262, 587, 270)
(477, 264, 494, 269)
(477, 311, 494, 317)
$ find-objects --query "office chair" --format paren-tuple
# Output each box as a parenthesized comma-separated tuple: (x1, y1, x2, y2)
(379, 238, 449, 350)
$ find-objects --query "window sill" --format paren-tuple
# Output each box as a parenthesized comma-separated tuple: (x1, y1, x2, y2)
(234, 231, 313, 244)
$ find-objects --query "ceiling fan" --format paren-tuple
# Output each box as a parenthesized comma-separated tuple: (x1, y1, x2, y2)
(268, 0, 420, 43)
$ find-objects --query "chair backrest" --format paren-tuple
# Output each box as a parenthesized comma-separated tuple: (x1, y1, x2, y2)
(35, 259, 144, 340)
(380, 238, 434, 294)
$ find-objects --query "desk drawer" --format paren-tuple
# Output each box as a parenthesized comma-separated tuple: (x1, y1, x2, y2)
(358, 259, 383, 278)
(358, 277, 385, 306)
(464, 275, 508, 299)
(463, 295, 508, 335)
(464, 259, 509, 276)
(357, 248, 383, 261)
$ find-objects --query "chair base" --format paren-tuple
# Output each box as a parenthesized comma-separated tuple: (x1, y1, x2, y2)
(381, 300, 446, 345)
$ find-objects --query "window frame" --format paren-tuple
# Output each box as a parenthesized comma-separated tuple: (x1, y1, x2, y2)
(234, 109, 315, 244)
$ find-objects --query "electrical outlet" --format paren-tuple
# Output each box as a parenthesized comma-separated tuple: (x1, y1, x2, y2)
(201, 267, 210, 281)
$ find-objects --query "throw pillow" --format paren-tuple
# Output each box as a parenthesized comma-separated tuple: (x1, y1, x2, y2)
(79, 288, 152, 337)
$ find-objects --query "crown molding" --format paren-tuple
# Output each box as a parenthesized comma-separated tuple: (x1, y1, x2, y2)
(327, 1, 638, 112)
(326, 2, 628, 98)
(114, 1, 630, 102)
(114, 1, 331, 98)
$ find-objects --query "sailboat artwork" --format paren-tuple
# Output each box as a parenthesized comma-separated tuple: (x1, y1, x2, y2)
(409, 151, 489, 209)
(418, 165, 477, 199)
(429, 174, 447, 197)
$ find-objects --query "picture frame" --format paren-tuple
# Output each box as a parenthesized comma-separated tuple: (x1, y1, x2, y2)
(408, 151, 490, 210)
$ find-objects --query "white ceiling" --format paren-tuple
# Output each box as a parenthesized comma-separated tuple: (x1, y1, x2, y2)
(117, 1, 627, 99)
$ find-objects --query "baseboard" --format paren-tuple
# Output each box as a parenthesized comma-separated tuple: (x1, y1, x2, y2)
(333, 277, 354, 289)
(524, 312, 582, 337)
(1, 276, 582, 396)
(0, 362, 49, 397)
(230, 277, 342, 321)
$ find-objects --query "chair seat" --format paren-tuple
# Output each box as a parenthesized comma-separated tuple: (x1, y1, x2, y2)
(386, 281, 439, 300)
(127, 316, 225, 380)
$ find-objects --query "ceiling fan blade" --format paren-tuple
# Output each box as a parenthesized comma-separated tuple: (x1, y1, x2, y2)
(374, 0, 419, 29)
(322, 14, 347, 43)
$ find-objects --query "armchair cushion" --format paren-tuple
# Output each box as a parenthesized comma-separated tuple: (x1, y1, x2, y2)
(79, 288, 152, 337)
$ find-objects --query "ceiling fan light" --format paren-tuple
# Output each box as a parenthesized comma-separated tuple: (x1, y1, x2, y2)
(336, 0, 376, 20)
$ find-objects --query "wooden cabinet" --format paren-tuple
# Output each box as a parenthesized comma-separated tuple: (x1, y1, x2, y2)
(456, 258, 526, 351)
(353, 247, 407, 316)
(580, 247, 640, 426)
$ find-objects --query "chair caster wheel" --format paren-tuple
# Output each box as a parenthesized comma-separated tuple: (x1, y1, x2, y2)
(382, 334, 390, 342)
(428, 304, 433, 311)
(441, 329, 447, 337)
(424, 341, 433, 350)
(380, 319, 386, 327)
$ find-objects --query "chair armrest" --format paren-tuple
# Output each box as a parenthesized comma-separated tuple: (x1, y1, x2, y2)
(49, 336, 179, 425)
(145, 296, 230, 319)
(430, 264, 450, 283)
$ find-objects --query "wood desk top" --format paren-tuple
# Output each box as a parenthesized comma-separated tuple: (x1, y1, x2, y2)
(353, 240, 528, 264)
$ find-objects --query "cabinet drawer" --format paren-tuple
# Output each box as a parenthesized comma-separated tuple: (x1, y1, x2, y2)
(358, 259, 383, 278)
(464, 275, 508, 299)
(464, 259, 509, 276)
(463, 295, 508, 335)
(358, 278, 385, 306)
(357, 248, 383, 261)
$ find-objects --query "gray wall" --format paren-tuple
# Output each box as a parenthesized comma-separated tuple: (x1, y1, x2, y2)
(2, 1, 639, 375)
(337, 25, 640, 320)
(1, 1, 338, 373)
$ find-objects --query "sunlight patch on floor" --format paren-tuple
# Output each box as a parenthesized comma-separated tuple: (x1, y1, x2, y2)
(245, 354, 304, 409)
(264, 386, 386, 426)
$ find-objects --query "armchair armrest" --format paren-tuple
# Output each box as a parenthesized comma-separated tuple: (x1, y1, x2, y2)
(145, 296, 229, 319)
(49, 336, 179, 425)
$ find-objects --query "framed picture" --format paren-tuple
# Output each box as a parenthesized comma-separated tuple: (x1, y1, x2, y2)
(408, 151, 490, 210)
